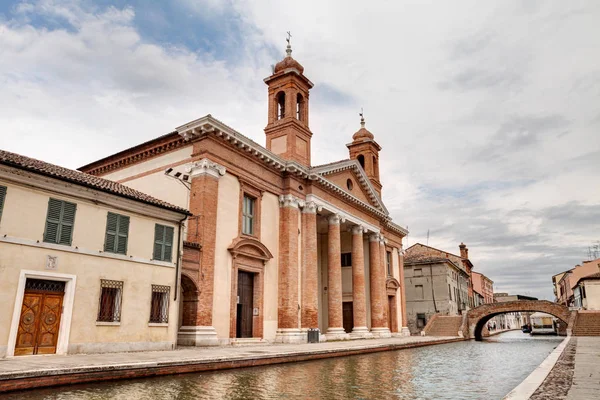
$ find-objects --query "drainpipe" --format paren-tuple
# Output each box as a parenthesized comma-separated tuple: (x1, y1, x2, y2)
(174, 215, 188, 301)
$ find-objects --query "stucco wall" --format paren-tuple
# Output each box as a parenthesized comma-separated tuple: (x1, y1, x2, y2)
(101, 147, 193, 182)
(212, 173, 240, 340)
(584, 281, 600, 310)
(0, 180, 181, 357)
(261, 192, 280, 340)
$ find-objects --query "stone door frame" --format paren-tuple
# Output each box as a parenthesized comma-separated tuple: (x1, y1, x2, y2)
(7, 270, 77, 357)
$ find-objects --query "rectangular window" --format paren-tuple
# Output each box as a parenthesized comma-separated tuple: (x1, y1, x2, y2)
(341, 253, 352, 267)
(97, 280, 123, 322)
(149, 285, 170, 323)
(104, 212, 130, 254)
(153, 224, 174, 262)
(415, 284, 424, 299)
(242, 195, 255, 235)
(416, 313, 426, 328)
(43, 198, 77, 246)
(386, 251, 392, 276)
(0, 185, 6, 224)
(448, 284, 452, 300)
(414, 268, 422, 277)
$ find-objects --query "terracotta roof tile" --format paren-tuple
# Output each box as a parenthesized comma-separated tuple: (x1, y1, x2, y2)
(0, 149, 190, 215)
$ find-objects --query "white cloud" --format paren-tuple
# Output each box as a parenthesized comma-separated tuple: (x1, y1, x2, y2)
(1, 0, 599, 300)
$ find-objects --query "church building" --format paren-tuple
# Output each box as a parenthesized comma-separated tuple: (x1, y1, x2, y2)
(80, 40, 410, 344)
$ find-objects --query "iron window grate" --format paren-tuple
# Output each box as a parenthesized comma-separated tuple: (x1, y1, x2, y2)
(97, 280, 124, 322)
(149, 285, 170, 323)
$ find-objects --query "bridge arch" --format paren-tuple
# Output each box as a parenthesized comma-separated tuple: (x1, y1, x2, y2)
(465, 300, 571, 341)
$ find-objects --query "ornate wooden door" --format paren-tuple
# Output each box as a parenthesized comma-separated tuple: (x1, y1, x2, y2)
(15, 279, 65, 356)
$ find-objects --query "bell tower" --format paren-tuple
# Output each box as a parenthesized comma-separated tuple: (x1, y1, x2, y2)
(347, 112, 383, 196)
(264, 35, 314, 166)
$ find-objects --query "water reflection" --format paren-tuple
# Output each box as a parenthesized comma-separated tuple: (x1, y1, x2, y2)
(1, 331, 562, 400)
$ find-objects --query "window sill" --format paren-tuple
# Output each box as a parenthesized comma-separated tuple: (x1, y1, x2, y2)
(96, 321, 121, 326)
(148, 323, 169, 327)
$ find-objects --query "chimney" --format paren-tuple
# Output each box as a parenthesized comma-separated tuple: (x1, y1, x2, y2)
(459, 242, 469, 259)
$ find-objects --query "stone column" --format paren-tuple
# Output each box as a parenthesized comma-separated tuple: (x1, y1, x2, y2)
(380, 236, 389, 330)
(350, 225, 372, 338)
(177, 158, 224, 347)
(326, 214, 349, 340)
(275, 194, 305, 343)
(369, 233, 391, 337)
(398, 245, 411, 336)
(301, 201, 320, 330)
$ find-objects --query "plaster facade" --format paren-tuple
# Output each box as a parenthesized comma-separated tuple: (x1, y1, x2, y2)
(0, 165, 186, 358)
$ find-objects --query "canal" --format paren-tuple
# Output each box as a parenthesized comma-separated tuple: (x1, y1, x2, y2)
(1, 331, 563, 400)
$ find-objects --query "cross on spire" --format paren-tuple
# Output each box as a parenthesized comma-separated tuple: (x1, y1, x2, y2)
(359, 108, 365, 127)
(286, 31, 292, 57)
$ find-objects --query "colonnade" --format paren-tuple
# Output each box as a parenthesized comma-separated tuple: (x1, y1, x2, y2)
(276, 195, 395, 342)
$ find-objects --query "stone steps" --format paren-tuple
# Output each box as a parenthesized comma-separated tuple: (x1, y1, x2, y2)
(572, 312, 600, 336)
(424, 316, 462, 337)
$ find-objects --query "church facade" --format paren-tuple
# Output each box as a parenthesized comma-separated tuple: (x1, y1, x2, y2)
(80, 42, 410, 344)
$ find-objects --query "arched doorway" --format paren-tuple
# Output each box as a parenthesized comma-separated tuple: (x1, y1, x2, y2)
(179, 274, 198, 328)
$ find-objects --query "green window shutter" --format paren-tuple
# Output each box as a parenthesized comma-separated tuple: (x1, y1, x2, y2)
(153, 224, 165, 260)
(164, 226, 174, 262)
(59, 201, 77, 245)
(104, 212, 118, 253)
(116, 215, 129, 254)
(43, 198, 77, 245)
(0, 185, 6, 223)
(153, 224, 174, 262)
(104, 213, 129, 254)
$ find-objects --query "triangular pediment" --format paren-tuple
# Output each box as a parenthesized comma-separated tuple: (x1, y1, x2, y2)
(311, 160, 388, 214)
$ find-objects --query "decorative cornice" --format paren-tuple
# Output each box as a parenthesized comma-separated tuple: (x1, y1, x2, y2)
(305, 194, 379, 234)
(302, 200, 322, 214)
(187, 158, 226, 179)
(279, 194, 304, 209)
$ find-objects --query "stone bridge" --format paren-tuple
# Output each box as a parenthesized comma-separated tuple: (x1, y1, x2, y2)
(463, 300, 573, 340)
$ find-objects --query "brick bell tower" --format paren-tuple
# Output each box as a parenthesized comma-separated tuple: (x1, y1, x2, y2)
(347, 112, 383, 196)
(264, 36, 314, 166)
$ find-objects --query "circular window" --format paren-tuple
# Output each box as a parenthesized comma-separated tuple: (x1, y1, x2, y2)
(346, 179, 353, 191)
(298, 185, 304, 191)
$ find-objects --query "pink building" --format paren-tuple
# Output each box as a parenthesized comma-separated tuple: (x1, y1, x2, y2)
(554, 258, 600, 307)
(472, 271, 494, 305)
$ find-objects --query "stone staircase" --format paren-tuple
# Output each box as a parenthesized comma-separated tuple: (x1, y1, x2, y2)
(423, 315, 462, 337)
(572, 311, 600, 336)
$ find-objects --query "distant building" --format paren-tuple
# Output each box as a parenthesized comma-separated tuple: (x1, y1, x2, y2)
(491, 293, 538, 330)
(573, 272, 600, 310)
(403, 243, 473, 335)
(472, 271, 494, 305)
(0, 149, 189, 358)
(553, 259, 600, 307)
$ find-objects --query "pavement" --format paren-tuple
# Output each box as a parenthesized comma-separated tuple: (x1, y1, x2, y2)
(0, 335, 461, 392)
(566, 337, 600, 399)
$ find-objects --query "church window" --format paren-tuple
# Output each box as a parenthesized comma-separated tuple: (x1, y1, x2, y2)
(341, 253, 352, 267)
(357, 154, 365, 169)
(276, 92, 286, 120)
(242, 195, 256, 235)
(346, 179, 353, 191)
(296, 93, 304, 120)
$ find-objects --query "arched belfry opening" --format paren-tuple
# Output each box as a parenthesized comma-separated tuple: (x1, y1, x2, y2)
(357, 154, 365, 169)
(276, 91, 286, 120)
(296, 93, 304, 120)
(264, 36, 314, 166)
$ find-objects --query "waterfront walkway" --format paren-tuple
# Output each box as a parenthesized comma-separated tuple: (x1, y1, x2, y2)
(0, 335, 461, 393)
(566, 337, 600, 399)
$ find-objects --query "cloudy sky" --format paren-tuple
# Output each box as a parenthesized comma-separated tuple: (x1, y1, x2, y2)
(2, 0, 599, 300)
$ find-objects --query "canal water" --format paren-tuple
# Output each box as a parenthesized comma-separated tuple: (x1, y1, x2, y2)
(2, 331, 563, 400)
